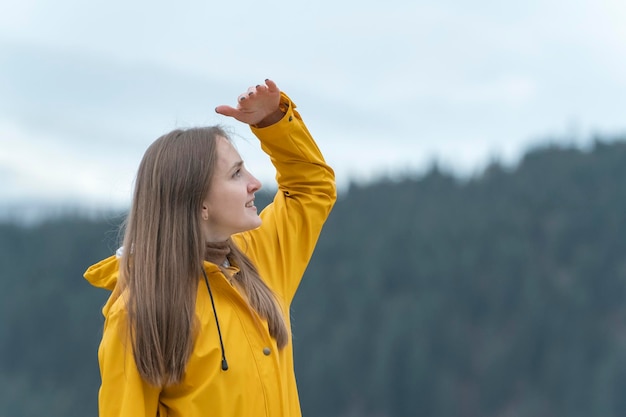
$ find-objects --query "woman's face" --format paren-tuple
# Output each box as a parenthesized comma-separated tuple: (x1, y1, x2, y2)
(201, 136, 262, 242)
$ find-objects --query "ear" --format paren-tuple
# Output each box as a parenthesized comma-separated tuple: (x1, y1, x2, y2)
(201, 201, 210, 221)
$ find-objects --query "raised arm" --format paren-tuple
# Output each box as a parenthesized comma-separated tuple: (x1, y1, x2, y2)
(218, 80, 337, 303)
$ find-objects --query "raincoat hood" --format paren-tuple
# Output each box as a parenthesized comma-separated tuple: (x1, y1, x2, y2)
(85, 253, 119, 292)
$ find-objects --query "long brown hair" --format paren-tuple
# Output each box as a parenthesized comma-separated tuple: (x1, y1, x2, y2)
(118, 126, 287, 387)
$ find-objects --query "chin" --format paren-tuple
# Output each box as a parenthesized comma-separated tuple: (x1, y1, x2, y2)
(250, 218, 262, 229)
(239, 218, 262, 233)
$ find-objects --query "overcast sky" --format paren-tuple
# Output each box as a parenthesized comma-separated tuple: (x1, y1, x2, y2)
(1, 0, 625, 212)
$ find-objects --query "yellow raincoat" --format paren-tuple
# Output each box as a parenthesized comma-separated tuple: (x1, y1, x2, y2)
(84, 93, 336, 417)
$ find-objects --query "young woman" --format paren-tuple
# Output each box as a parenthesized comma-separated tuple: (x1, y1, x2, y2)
(84, 79, 336, 416)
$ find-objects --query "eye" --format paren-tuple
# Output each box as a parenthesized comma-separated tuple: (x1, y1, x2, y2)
(232, 168, 242, 178)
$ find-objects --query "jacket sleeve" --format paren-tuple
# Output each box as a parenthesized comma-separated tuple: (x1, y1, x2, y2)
(98, 301, 161, 417)
(233, 92, 336, 304)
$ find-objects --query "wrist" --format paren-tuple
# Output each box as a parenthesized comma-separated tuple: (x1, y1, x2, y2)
(253, 108, 286, 128)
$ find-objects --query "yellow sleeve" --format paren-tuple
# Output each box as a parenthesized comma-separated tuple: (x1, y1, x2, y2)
(233, 93, 337, 304)
(98, 302, 161, 417)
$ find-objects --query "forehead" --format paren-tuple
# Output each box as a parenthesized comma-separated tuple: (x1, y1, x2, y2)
(215, 136, 242, 168)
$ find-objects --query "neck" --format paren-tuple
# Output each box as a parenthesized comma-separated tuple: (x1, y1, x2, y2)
(205, 240, 231, 267)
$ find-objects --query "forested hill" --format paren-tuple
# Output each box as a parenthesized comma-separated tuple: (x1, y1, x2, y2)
(2, 138, 626, 417)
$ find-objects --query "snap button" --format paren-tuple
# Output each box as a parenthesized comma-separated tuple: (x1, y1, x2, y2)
(263, 347, 271, 356)
(288, 116, 293, 122)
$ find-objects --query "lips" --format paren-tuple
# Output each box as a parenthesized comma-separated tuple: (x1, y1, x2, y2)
(245, 200, 255, 208)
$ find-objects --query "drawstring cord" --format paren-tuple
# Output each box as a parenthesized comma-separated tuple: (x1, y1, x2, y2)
(202, 268, 229, 371)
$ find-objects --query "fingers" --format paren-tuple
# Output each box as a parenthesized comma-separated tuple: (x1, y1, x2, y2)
(264, 79, 278, 93)
(214, 105, 240, 117)
(236, 86, 256, 102)
(237, 80, 275, 101)
(237, 92, 249, 102)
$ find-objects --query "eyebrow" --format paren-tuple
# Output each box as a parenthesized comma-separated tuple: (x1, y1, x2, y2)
(229, 160, 244, 173)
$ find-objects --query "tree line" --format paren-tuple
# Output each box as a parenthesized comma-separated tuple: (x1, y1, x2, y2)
(1, 136, 626, 416)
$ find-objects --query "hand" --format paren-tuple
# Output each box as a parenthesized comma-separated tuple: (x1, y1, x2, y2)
(215, 79, 284, 127)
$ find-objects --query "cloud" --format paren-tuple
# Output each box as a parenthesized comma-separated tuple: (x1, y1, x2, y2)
(1, 0, 625, 212)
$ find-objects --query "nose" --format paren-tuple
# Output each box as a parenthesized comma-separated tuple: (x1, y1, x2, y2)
(248, 173, 262, 193)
